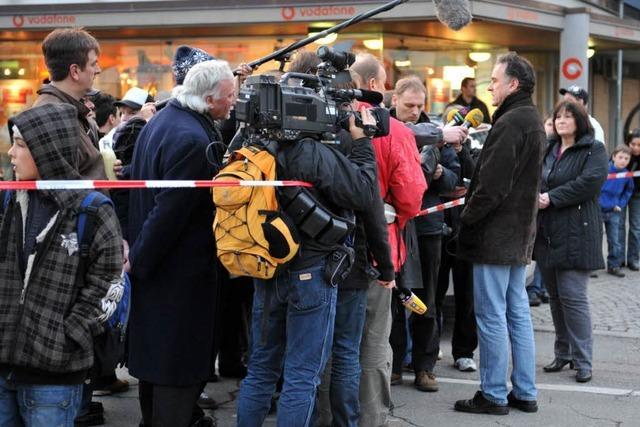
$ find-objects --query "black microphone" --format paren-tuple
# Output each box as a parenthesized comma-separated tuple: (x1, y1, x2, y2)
(332, 88, 383, 105)
(433, 0, 473, 31)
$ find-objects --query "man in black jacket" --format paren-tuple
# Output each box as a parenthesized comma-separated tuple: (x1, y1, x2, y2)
(455, 52, 544, 415)
(236, 107, 379, 427)
(447, 77, 491, 124)
(389, 77, 462, 392)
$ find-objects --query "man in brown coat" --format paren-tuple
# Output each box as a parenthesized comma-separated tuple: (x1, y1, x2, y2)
(454, 52, 545, 415)
(32, 28, 106, 180)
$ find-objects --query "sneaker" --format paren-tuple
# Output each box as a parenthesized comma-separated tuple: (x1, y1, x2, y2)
(528, 293, 541, 307)
(414, 371, 438, 392)
(607, 267, 625, 278)
(197, 392, 219, 410)
(437, 349, 443, 360)
(507, 391, 538, 413)
(454, 391, 509, 415)
(454, 357, 477, 372)
(390, 372, 403, 385)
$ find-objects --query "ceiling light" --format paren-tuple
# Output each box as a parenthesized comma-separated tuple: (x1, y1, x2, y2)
(587, 48, 595, 59)
(426, 67, 435, 75)
(394, 38, 411, 68)
(394, 59, 412, 68)
(18, 68, 25, 76)
(363, 39, 383, 50)
(3, 68, 11, 76)
(468, 52, 491, 63)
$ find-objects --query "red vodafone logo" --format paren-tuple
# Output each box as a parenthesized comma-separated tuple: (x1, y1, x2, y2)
(562, 57, 583, 80)
(281, 7, 296, 20)
(12, 15, 24, 28)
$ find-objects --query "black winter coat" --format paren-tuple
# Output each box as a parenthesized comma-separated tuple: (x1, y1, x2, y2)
(127, 100, 220, 386)
(533, 135, 608, 270)
(457, 91, 545, 265)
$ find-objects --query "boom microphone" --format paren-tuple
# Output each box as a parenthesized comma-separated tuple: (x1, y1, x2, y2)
(462, 108, 484, 128)
(433, 0, 473, 31)
(446, 108, 464, 126)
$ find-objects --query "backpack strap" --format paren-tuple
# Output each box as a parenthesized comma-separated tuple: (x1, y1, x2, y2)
(77, 191, 114, 261)
(2, 190, 12, 212)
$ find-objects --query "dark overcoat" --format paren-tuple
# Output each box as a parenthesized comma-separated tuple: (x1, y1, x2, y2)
(457, 91, 545, 265)
(533, 135, 608, 270)
(127, 100, 219, 386)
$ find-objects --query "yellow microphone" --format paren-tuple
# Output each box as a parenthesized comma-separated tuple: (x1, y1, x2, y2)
(445, 108, 464, 127)
(462, 108, 484, 129)
(395, 286, 428, 315)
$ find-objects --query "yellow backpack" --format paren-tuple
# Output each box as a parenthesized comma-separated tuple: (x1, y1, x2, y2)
(212, 145, 300, 279)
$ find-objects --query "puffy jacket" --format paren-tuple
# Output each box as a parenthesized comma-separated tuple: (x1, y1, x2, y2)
(0, 104, 123, 377)
(365, 105, 427, 271)
(599, 162, 634, 212)
(533, 135, 608, 270)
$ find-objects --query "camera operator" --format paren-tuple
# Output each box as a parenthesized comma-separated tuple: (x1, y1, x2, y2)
(236, 88, 379, 427)
(388, 76, 462, 392)
(349, 54, 427, 426)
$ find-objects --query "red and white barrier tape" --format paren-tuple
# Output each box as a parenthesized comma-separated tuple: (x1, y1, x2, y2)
(607, 170, 640, 180)
(0, 179, 312, 191)
(416, 197, 465, 217)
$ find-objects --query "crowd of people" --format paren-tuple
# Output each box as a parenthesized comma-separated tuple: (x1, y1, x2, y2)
(0, 26, 637, 427)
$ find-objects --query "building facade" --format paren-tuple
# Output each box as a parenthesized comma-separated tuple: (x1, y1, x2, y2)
(1, 0, 640, 175)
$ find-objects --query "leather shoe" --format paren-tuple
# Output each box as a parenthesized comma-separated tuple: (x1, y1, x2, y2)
(628, 263, 639, 271)
(528, 293, 541, 307)
(543, 358, 573, 372)
(507, 391, 538, 413)
(454, 391, 509, 415)
(576, 369, 592, 383)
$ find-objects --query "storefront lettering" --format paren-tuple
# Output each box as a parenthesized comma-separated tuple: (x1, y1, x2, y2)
(281, 5, 356, 20)
(12, 14, 76, 28)
(506, 8, 539, 23)
(614, 27, 634, 38)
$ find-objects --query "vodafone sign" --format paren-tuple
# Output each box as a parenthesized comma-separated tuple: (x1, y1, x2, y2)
(562, 57, 583, 80)
(12, 14, 76, 28)
(280, 5, 356, 21)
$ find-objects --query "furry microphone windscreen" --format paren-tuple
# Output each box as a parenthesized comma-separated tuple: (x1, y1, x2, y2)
(433, 0, 473, 31)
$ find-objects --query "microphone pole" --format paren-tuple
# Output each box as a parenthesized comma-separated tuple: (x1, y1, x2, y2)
(237, 0, 409, 75)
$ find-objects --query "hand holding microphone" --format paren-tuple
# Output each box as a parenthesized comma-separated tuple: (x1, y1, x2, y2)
(394, 285, 428, 315)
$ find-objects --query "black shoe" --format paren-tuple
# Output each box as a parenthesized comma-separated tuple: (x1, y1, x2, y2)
(543, 358, 574, 372)
(576, 369, 592, 383)
(540, 292, 549, 303)
(191, 415, 216, 427)
(589, 272, 598, 278)
(89, 401, 104, 414)
(454, 391, 509, 415)
(628, 263, 640, 271)
(507, 391, 538, 413)
(607, 267, 625, 278)
(197, 392, 219, 410)
(528, 293, 541, 307)
(74, 411, 105, 426)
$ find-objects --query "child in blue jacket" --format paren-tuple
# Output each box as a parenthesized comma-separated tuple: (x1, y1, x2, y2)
(600, 145, 635, 277)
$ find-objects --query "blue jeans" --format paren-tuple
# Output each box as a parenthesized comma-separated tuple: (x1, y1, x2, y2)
(237, 262, 338, 427)
(603, 210, 623, 269)
(0, 376, 82, 427)
(473, 264, 537, 405)
(327, 288, 367, 427)
(620, 193, 640, 267)
(526, 264, 546, 298)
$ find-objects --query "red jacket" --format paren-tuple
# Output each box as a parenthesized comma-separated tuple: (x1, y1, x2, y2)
(367, 109, 427, 271)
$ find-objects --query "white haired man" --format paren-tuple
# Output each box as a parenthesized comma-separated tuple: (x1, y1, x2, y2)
(127, 60, 236, 427)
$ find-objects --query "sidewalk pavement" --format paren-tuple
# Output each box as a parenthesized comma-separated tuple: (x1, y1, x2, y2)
(97, 265, 640, 426)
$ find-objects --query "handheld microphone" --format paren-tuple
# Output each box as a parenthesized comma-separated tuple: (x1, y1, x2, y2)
(445, 108, 464, 127)
(461, 108, 484, 129)
(433, 0, 473, 31)
(395, 286, 427, 315)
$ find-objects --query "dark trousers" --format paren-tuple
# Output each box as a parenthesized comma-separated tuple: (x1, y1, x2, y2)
(215, 275, 253, 373)
(436, 234, 477, 360)
(390, 235, 441, 374)
(139, 381, 202, 427)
